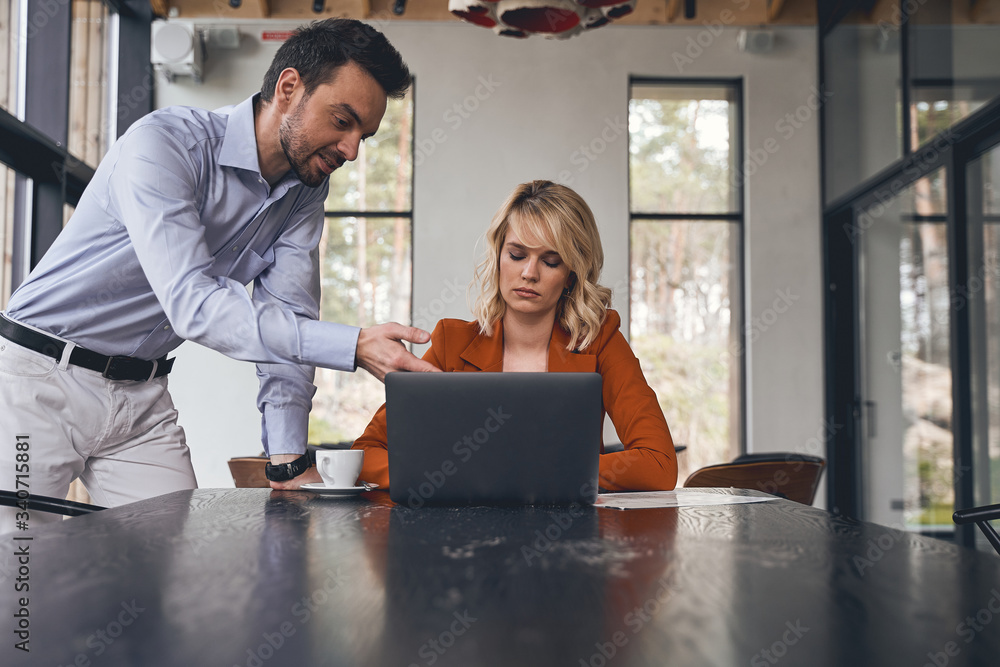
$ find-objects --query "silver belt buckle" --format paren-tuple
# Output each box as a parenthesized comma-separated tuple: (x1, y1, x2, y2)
(103, 355, 144, 380)
(102, 355, 158, 381)
(102, 356, 124, 379)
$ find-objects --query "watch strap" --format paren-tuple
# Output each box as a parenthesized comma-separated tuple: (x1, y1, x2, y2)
(264, 453, 311, 482)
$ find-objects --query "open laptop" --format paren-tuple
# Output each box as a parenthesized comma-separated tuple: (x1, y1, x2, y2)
(386, 372, 602, 507)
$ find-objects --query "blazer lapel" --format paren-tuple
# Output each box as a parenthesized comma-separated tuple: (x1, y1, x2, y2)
(459, 318, 597, 373)
(460, 320, 504, 372)
(549, 325, 597, 373)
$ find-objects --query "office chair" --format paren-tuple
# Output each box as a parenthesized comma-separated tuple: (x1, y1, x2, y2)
(684, 453, 826, 505)
(953, 503, 1000, 556)
(227, 457, 270, 488)
(604, 442, 688, 454)
(0, 490, 105, 517)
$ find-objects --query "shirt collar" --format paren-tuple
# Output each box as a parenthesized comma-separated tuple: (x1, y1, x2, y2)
(218, 94, 307, 193)
(218, 95, 262, 173)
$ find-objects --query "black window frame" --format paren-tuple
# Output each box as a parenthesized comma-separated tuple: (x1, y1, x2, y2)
(626, 75, 748, 462)
(819, 0, 1000, 546)
(1, 0, 152, 291)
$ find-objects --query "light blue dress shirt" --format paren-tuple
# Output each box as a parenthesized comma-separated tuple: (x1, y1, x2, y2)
(6, 95, 360, 456)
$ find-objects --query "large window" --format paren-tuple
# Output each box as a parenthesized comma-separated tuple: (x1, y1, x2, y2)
(967, 141, 1000, 533)
(69, 0, 111, 167)
(857, 170, 954, 533)
(822, 2, 1000, 205)
(1, 0, 148, 504)
(1, 0, 20, 115)
(1, 163, 15, 309)
(908, 7, 1000, 150)
(310, 89, 414, 445)
(628, 80, 744, 482)
(821, 0, 1000, 545)
(1, 0, 120, 299)
(1, 0, 20, 306)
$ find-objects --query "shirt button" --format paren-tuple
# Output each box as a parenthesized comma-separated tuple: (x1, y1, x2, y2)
(164, 325, 171, 331)
(232, 245, 239, 252)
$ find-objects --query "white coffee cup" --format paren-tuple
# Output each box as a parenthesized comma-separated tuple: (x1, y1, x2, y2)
(315, 449, 364, 488)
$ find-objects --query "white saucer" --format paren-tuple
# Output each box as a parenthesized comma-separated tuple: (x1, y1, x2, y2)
(301, 482, 378, 497)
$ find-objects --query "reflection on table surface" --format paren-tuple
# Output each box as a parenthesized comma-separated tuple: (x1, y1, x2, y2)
(2, 488, 999, 667)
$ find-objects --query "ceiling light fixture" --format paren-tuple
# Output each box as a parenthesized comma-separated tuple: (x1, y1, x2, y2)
(449, 0, 637, 39)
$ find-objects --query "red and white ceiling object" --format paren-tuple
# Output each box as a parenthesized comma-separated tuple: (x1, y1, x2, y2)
(449, 0, 637, 39)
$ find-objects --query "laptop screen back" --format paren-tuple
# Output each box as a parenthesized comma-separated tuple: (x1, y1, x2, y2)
(386, 372, 602, 507)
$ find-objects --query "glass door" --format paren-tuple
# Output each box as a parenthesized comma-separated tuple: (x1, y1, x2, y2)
(967, 141, 1000, 544)
(858, 168, 954, 535)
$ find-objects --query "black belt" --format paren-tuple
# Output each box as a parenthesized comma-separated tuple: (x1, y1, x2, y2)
(0, 314, 174, 382)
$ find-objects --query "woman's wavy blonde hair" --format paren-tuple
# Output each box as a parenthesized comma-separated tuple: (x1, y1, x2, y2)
(472, 180, 613, 351)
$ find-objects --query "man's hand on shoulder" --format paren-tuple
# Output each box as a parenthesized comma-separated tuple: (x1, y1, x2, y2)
(355, 322, 441, 382)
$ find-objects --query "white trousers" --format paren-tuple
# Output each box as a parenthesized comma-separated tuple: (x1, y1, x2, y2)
(0, 337, 197, 533)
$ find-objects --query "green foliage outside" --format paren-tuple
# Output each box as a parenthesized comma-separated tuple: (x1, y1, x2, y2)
(631, 333, 732, 476)
(629, 90, 740, 474)
(325, 95, 412, 213)
(912, 98, 981, 149)
(629, 96, 732, 215)
(913, 502, 957, 528)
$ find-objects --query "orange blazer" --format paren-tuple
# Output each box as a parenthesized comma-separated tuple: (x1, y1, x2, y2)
(352, 309, 677, 492)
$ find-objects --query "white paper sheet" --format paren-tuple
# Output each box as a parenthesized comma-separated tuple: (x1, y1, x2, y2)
(595, 489, 778, 510)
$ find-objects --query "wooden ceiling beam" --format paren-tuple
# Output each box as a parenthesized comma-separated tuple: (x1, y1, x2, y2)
(767, 0, 787, 23)
(666, 0, 680, 23)
(150, 0, 169, 17)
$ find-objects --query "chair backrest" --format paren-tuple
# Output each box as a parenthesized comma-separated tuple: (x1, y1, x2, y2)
(603, 442, 688, 455)
(0, 490, 105, 516)
(731, 452, 824, 466)
(953, 503, 1000, 555)
(227, 457, 270, 488)
(684, 457, 826, 505)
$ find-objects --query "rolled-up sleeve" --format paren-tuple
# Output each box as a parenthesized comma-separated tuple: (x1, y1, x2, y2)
(597, 330, 678, 492)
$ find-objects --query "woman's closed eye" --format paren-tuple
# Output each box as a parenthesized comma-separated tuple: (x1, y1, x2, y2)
(508, 252, 561, 269)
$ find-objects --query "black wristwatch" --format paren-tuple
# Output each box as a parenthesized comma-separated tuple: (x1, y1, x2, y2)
(264, 453, 311, 482)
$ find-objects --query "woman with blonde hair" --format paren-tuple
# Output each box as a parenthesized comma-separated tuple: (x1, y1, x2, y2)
(353, 180, 677, 491)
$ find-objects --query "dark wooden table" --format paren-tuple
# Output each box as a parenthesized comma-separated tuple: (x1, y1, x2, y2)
(2, 488, 999, 666)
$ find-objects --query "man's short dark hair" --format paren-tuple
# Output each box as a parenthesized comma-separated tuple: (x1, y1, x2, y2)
(260, 18, 411, 103)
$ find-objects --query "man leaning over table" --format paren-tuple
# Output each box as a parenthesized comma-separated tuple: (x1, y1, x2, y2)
(0, 18, 438, 531)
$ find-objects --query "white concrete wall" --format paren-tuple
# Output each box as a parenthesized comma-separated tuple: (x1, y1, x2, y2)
(157, 21, 825, 502)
